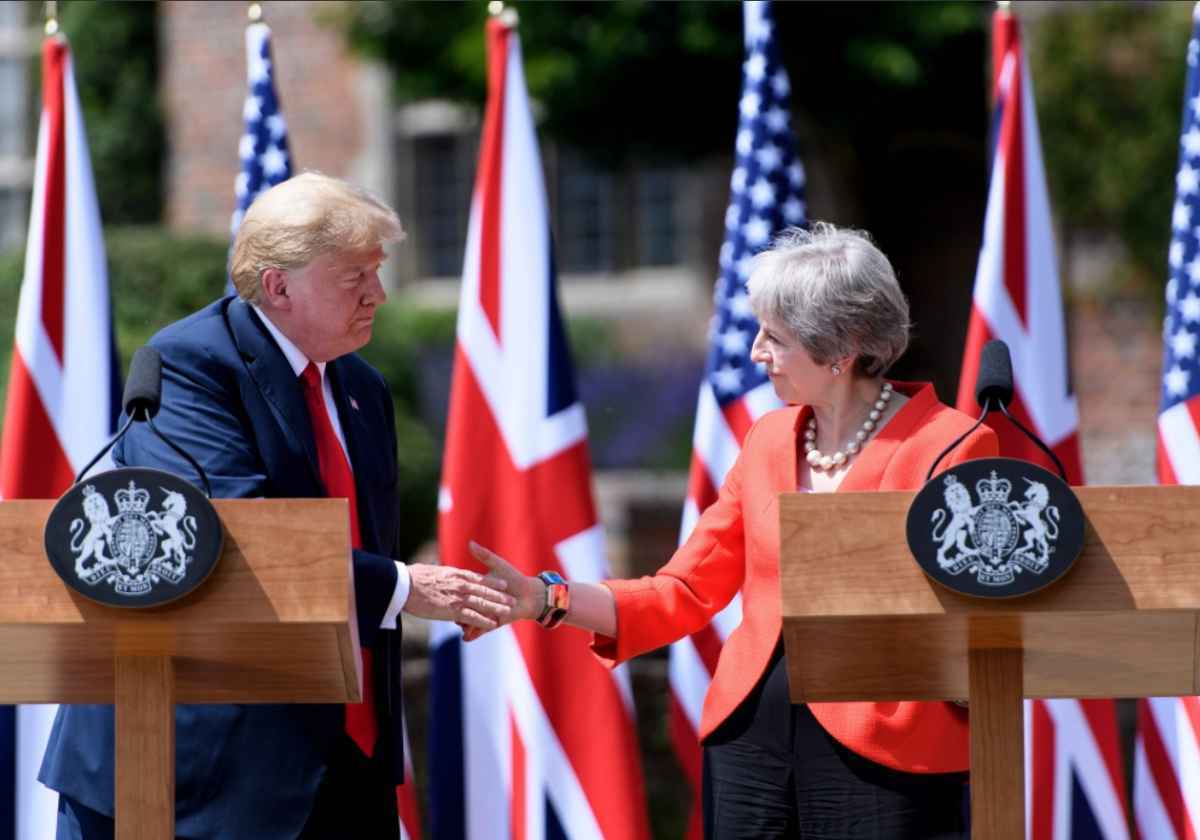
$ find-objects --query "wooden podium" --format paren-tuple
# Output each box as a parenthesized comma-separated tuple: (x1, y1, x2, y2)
(780, 485, 1200, 839)
(0, 498, 360, 840)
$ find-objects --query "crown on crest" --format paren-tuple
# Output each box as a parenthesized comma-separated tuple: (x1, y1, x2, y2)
(975, 471, 1011, 503)
(115, 481, 150, 514)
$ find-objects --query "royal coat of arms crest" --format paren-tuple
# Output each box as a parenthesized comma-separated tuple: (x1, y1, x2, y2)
(930, 471, 1061, 587)
(70, 479, 199, 596)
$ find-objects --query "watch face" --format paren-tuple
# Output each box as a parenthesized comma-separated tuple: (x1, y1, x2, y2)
(906, 457, 1083, 599)
(45, 467, 224, 608)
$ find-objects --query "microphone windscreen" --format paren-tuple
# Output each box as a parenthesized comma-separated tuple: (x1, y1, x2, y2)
(975, 339, 1014, 409)
(123, 346, 162, 419)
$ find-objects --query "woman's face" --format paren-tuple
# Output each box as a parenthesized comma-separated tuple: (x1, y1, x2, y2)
(750, 313, 830, 405)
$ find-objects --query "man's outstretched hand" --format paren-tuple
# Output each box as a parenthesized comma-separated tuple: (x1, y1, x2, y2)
(404, 563, 517, 631)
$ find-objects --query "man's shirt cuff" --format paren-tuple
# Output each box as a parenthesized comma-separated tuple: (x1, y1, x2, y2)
(380, 562, 411, 629)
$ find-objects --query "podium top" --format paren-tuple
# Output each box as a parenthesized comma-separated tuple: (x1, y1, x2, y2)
(0, 498, 359, 704)
(779, 485, 1200, 702)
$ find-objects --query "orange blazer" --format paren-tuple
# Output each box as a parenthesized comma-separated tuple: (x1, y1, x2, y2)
(593, 381, 999, 774)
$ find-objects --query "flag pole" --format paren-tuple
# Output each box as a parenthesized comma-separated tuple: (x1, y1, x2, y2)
(44, 0, 58, 36)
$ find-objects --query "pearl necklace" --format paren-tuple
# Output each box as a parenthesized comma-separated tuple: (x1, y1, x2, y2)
(803, 381, 894, 472)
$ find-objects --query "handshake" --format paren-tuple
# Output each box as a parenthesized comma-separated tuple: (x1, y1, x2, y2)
(402, 542, 547, 641)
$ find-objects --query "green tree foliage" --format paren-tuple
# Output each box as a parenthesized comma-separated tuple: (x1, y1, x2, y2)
(340, 0, 986, 166)
(1031, 2, 1192, 292)
(53, 0, 163, 225)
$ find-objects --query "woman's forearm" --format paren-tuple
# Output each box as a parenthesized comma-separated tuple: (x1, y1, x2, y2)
(563, 581, 617, 638)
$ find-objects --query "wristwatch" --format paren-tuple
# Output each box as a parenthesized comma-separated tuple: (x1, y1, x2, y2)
(536, 571, 570, 629)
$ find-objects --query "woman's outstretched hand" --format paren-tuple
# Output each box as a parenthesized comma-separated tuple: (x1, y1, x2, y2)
(462, 541, 545, 641)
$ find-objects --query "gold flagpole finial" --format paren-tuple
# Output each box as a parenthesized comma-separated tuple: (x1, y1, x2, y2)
(487, 1, 518, 26)
(248, 2, 263, 23)
(44, 0, 59, 36)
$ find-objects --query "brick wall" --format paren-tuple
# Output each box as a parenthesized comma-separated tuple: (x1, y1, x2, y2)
(1070, 299, 1161, 486)
(160, 1, 366, 235)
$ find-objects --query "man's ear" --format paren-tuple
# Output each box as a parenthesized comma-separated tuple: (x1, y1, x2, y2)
(260, 267, 290, 309)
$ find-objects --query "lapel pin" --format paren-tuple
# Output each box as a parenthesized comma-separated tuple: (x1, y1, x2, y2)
(349, 396, 359, 411)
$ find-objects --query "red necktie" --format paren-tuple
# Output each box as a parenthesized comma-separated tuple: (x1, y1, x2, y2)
(300, 362, 377, 757)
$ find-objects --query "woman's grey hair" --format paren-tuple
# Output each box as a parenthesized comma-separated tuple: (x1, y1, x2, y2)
(746, 222, 911, 377)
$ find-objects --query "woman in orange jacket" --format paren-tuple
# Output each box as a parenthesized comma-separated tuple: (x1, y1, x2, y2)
(472, 222, 998, 839)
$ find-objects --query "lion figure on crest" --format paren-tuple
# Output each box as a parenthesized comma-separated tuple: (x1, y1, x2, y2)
(931, 475, 978, 569)
(70, 486, 115, 578)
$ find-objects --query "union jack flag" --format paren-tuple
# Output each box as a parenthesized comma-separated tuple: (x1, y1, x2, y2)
(667, 3, 802, 836)
(231, 21, 291, 237)
(957, 8, 1128, 838)
(1139, 5, 1200, 837)
(0, 32, 120, 840)
(430, 12, 649, 840)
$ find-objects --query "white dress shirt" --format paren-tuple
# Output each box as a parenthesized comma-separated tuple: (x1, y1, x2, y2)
(253, 305, 410, 627)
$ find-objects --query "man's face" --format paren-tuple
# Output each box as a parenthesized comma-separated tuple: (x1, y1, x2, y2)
(281, 245, 387, 362)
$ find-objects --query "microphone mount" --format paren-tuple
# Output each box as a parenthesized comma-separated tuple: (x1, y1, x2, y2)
(925, 340, 1069, 483)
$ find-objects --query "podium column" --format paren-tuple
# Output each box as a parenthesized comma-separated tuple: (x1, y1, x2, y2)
(115, 656, 175, 838)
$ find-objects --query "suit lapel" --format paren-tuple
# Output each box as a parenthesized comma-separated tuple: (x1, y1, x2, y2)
(227, 299, 323, 490)
(327, 359, 371, 479)
(837, 381, 936, 493)
(327, 359, 386, 545)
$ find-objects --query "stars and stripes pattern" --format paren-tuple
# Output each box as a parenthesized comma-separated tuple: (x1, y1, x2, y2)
(667, 3, 802, 836)
(1139, 5, 1200, 837)
(231, 21, 291, 237)
(957, 8, 1128, 839)
(0, 33, 121, 840)
(429, 12, 649, 840)
(1158, 3, 1200, 485)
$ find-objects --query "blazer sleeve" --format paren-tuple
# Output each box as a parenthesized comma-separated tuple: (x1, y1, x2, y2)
(352, 549, 399, 647)
(113, 343, 269, 498)
(591, 425, 753, 667)
(114, 342, 399, 644)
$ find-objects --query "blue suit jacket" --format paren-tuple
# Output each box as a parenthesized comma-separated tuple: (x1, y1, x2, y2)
(40, 297, 405, 840)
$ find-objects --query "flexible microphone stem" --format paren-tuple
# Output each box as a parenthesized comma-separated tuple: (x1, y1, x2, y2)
(145, 412, 213, 498)
(923, 397, 1070, 483)
(924, 400, 992, 482)
(997, 401, 1068, 482)
(72, 411, 136, 486)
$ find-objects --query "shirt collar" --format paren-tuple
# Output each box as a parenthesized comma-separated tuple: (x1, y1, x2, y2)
(251, 304, 326, 381)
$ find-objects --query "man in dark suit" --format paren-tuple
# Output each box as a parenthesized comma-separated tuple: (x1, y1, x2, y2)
(40, 172, 514, 839)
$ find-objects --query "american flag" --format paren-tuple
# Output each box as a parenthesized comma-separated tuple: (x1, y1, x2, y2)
(1139, 5, 1200, 836)
(230, 21, 291, 237)
(430, 12, 649, 840)
(958, 8, 1128, 838)
(226, 21, 424, 837)
(667, 2, 802, 836)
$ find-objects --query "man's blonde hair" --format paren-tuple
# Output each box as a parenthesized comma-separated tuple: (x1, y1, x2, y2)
(229, 172, 405, 303)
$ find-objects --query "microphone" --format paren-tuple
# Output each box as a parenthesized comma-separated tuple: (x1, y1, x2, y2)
(123, 346, 162, 420)
(925, 338, 1067, 482)
(72, 346, 212, 496)
(974, 340, 1013, 411)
